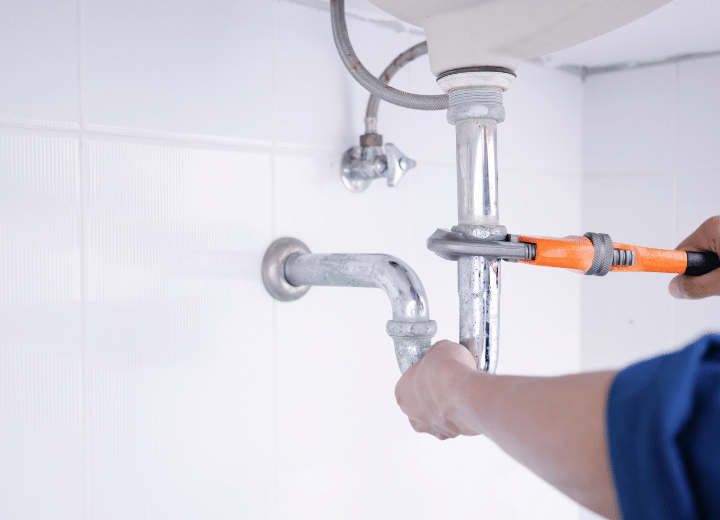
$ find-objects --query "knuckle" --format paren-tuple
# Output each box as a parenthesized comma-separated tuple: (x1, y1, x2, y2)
(708, 216, 720, 234)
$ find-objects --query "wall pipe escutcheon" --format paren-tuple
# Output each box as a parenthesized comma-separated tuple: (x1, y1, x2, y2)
(261, 237, 437, 373)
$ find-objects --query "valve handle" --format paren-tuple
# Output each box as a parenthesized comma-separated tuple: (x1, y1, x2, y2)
(384, 143, 416, 187)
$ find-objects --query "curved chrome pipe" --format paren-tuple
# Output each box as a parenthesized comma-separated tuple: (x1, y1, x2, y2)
(286, 253, 428, 321)
(286, 253, 437, 373)
(262, 238, 436, 373)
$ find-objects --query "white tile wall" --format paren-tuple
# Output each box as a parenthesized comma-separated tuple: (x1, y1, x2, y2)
(578, 54, 720, 520)
(581, 173, 676, 371)
(582, 56, 720, 378)
(0, 131, 84, 519)
(83, 140, 275, 519)
(678, 56, 720, 172)
(274, 2, 413, 152)
(0, 0, 622, 518)
(0, 1, 80, 128)
(584, 65, 678, 175)
(500, 172, 582, 375)
(502, 63, 583, 175)
(406, 51, 456, 166)
(82, 0, 274, 142)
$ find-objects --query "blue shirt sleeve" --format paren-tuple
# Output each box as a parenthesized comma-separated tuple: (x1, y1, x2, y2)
(607, 333, 720, 520)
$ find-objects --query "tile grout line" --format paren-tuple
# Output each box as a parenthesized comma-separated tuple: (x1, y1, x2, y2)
(76, 0, 90, 518)
(0, 120, 273, 149)
(0, 120, 362, 156)
(270, 1, 280, 518)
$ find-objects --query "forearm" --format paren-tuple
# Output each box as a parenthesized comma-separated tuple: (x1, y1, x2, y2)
(461, 370, 619, 519)
(396, 341, 621, 518)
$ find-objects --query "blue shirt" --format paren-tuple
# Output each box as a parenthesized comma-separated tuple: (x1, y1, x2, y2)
(607, 334, 720, 519)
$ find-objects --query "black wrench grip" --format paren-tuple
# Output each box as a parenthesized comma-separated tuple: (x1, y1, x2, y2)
(685, 251, 720, 277)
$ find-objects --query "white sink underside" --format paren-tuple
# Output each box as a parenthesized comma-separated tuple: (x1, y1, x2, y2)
(367, 0, 673, 75)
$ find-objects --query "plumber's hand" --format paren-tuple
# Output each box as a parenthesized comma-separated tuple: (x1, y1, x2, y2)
(395, 340, 482, 440)
(669, 216, 720, 299)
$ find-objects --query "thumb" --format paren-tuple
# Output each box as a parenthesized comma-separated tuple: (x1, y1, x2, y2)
(669, 270, 720, 299)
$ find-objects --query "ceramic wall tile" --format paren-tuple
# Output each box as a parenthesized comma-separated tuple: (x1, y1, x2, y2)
(274, 1, 411, 152)
(678, 56, 720, 171)
(82, 139, 275, 519)
(501, 62, 583, 175)
(584, 65, 677, 175)
(0, 132, 84, 519)
(406, 50, 457, 166)
(0, 1, 79, 128)
(82, 0, 273, 142)
(0, 1, 596, 518)
(581, 174, 676, 370)
(273, 150, 412, 255)
(500, 172, 582, 375)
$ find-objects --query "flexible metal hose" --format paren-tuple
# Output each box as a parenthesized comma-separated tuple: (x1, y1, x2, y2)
(366, 41, 429, 119)
(330, 0, 448, 112)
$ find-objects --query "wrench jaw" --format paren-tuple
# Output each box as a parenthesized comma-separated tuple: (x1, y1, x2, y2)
(426, 228, 535, 262)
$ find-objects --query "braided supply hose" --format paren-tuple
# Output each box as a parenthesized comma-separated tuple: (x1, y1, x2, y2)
(330, 0, 448, 112)
(365, 41, 430, 133)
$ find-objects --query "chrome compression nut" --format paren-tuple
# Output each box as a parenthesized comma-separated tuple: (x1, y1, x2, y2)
(386, 320, 437, 338)
(446, 100, 505, 125)
(359, 133, 383, 147)
(452, 224, 508, 241)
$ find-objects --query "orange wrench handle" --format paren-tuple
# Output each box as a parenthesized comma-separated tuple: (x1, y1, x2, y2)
(517, 236, 690, 275)
(609, 244, 686, 274)
(517, 235, 595, 273)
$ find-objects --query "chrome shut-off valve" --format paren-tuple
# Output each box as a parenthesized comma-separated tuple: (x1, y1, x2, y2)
(340, 134, 416, 192)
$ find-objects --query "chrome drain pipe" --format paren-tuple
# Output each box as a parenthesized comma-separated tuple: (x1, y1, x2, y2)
(436, 69, 516, 373)
(261, 237, 437, 373)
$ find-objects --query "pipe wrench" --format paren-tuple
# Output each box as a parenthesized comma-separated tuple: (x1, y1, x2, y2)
(427, 229, 720, 277)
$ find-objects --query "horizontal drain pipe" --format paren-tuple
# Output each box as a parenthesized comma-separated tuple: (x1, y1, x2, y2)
(261, 237, 437, 373)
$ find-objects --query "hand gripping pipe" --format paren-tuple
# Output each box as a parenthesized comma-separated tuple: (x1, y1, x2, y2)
(261, 237, 437, 373)
(330, 0, 448, 111)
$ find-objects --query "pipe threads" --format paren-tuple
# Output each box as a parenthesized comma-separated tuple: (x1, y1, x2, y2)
(449, 87, 503, 108)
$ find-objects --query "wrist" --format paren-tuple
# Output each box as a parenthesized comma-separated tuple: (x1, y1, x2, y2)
(446, 367, 488, 436)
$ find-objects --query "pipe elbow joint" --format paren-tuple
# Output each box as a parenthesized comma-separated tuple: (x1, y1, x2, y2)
(367, 255, 437, 373)
(261, 238, 436, 373)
